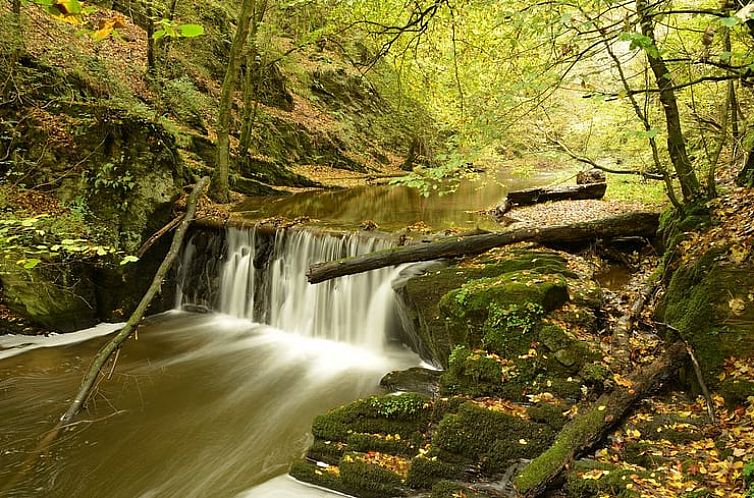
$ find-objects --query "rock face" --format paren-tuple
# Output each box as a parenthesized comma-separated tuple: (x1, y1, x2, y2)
(291, 248, 608, 496)
(659, 207, 754, 383)
(0, 259, 97, 332)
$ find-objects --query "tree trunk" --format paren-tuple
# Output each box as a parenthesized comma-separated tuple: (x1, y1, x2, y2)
(209, 0, 256, 203)
(239, 0, 265, 156)
(307, 211, 660, 284)
(146, 2, 157, 78)
(513, 341, 687, 497)
(60, 177, 209, 425)
(637, 0, 700, 202)
(497, 183, 607, 214)
(12, 0, 20, 15)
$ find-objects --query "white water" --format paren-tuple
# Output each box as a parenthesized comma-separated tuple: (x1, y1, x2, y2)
(179, 228, 406, 352)
(1, 227, 419, 498)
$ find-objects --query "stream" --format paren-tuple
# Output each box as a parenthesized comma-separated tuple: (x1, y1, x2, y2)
(0, 169, 562, 497)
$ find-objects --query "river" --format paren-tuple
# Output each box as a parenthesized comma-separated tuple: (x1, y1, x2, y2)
(0, 168, 561, 497)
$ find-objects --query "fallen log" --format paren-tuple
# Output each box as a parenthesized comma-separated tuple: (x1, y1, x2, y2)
(307, 211, 660, 284)
(497, 183, 607, 214)
(60, 176, 209, 425)
(513, 341, 687, 497)
(1, 178, 210, 496)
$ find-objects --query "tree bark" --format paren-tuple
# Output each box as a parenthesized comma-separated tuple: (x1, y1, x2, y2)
(637, 0, 701, 201)
(210, 0, 256, 203)
(307, 211, 660, 284)
(60, 177, 209, 425)
(497, 183, 607, 214)
(513, 341, 687, 497)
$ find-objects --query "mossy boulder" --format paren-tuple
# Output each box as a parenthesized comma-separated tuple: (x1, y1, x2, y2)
(290, 456, 407, 498)
(312, 393, 432, 444)
(0, 258, 97, 332)
(661, 256, 754, 380)
(398, 250, 572, 366)
(433, 402, 557, 475)
(405, 455, 464, 489)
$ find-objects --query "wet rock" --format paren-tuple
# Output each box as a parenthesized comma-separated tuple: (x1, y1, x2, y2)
(381, 368, 442, 397)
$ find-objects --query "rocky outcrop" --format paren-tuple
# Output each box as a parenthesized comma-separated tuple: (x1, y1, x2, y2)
(291, 247, 609, 496)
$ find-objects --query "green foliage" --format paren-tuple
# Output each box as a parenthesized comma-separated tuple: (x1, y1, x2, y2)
(0, 214, 120, 271)
(84, 161, 136, 200)
(153, 19, 205, 40)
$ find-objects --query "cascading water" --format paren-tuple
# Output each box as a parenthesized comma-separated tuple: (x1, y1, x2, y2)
(1, 226, 426, 498)
(177, 227, 408, 352)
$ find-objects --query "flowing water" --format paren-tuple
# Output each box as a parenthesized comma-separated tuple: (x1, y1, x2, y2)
(0, 170, 562, 497)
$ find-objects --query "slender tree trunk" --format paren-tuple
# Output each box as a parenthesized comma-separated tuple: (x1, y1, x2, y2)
(12, 0, 20, 15)
(239, 0, 260, 156)
(210, 0, 255, 203)
(146, 2, 158, 78)
(637, 0, 701, 202)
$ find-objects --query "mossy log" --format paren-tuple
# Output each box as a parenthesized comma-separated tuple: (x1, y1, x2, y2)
(496, 183, 608, 214)
(307, 212, 660, 284)
(513, 341, 687, 497)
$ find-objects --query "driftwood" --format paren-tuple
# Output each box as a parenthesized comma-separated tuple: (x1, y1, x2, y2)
(497, 183, 607, 214)
(60, 177, 209, 425)
(307, 211, 660, 284)
(513, 341, 688, 497)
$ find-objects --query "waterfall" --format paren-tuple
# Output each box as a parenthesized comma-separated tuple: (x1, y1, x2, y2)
(176, 227, 406, 351)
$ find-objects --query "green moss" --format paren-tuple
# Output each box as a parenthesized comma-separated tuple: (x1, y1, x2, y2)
(312, 393, 432, 442)
(406, 456, 463, 489)
(527, 403, 568, 431)
(433, 403, 556, 475)
(339, 458, 406, 498)
(580, 362, 611, 385)
(661, 255, 754, 380)
(514, 406, 606, 493)
(306, 440, 346, 465)
(429, 481, 496, 498)
(564, 460, 643, 498)
(347, 433, 415, 456)
(290, 460, 346, 494)
(401, 251, 573, 365)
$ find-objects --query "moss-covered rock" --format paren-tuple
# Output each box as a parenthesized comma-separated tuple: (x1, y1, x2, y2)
(291, 454, 407, 498)
(433, 402, 557, 475)
(405, 455, 464, 489)
(661, 255, 754, 380)
(312, 393, 432, 443)
(430, 480, 495, 498)
(398, 250, 572, 366)
(0, 258, 97, 332)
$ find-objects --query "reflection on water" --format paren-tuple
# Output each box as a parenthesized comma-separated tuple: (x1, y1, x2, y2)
(0, 312, 419, 498)
(236, 170, 564, 232)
